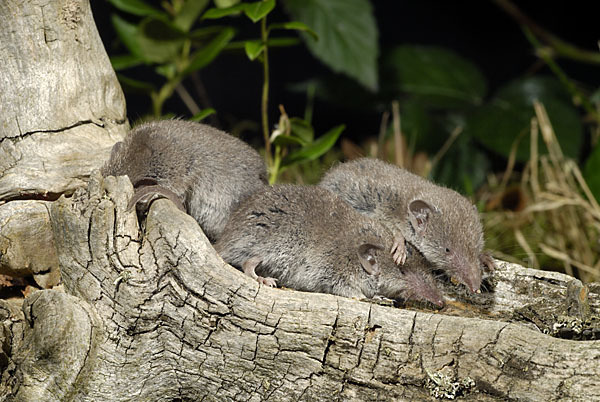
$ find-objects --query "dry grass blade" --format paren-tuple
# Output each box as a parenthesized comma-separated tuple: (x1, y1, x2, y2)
(392, 101, 403, 168)
(514, 228, 539, 269)
(526, 101, 600, 282)
(484, 101, 600, 283)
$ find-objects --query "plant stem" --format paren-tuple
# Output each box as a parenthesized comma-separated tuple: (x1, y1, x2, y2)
(261, 17, 272, 169)
(270, 145, 282, 184)
(523, 28, 600, 123)
(491, 0, 600, 65)
(175, 84, 201, 116)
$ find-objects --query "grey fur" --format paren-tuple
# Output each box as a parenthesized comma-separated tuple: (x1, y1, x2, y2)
(101, 120, 268, 242)
(319, 157, 491, 292)
(215, 185, 444, 306)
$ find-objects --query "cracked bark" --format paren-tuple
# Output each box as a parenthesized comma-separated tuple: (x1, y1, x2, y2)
(0, 0, 127, 285)
(1, 174, 598, 401)
(1, 1, 599, 401)
(0, 0, 127, 201)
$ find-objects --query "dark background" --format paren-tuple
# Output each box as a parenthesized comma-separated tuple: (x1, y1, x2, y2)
(91, 1, 600, 143)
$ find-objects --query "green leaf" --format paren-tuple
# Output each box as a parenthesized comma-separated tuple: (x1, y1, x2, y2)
(465, 77, 582, 162)
(110, 54, 144, 70)
(108, 0, 165, 17)
(431, 135, 489, 194)
(384, 45, 487, 108)
(269, 21, 318, 40)
(202, 3, 246, 19)
(174, 0, 210, 31)
(244, 40, 265, 60)
(116, 73, 156, 93)
(184, 27, 235, 74)
(272, 134, 306, 147)
(227, 37, 300, 50)
(281, 124, 344, 167)
(190, 108, 217, 121)
(111, 14, 144, 58)
(398, 99, 445, 153)
(244, 0, 276, 23)
(496, 76, 569, 103)
(154, 63, 177, 78)
(584, 144, 600, 203)
(284, 0, 378, 90)
(136, 17, 187, 63)
(190, 25, 230, 40)
(288, 75, 378, 112)
(214, 0, 241, 7)
(290, 117, 313, 143)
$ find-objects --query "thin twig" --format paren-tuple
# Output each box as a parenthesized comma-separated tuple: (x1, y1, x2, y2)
(175, 84, 201, 116)
(430, 125, 462, 170)
(491, 0, 600, 65)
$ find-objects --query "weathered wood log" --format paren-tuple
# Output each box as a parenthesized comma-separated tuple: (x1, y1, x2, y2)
(0, 201, 60, 288)
(1, 1, 599, 400)
(2, 174, 598, 401)
(0, 0, 127, 202)
(0, 0, 127, 284)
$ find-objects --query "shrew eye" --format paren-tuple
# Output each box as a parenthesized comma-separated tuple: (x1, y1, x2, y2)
(445, 248, 451, 254)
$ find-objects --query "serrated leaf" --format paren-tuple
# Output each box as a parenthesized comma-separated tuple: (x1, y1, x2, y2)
(190, 108, 217, 121)
(136, 17, 187, 63)
(174, 0, 210, 31)
(110, 54, 144, 70)
(584, 144, 600, 203)
(111, 14, 144, 58)
(244, 40, 264, 60)
(284, 0, 378, 90)
(184, 27, 235, 74)
(269, 21, 317, 40)
(465, 77, 582, 162)
(202, 3, 246, 19)
(244, 0, 275, 23)
(384, 45, 487, 108)
(282, 124, 344, 167)
(108, 0, 165, 17)
(290, 117, 313, 143)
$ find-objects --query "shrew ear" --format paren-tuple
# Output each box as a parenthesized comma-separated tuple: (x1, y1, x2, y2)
(357, 243, 382, 276)
(408, 199, 434, 235)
